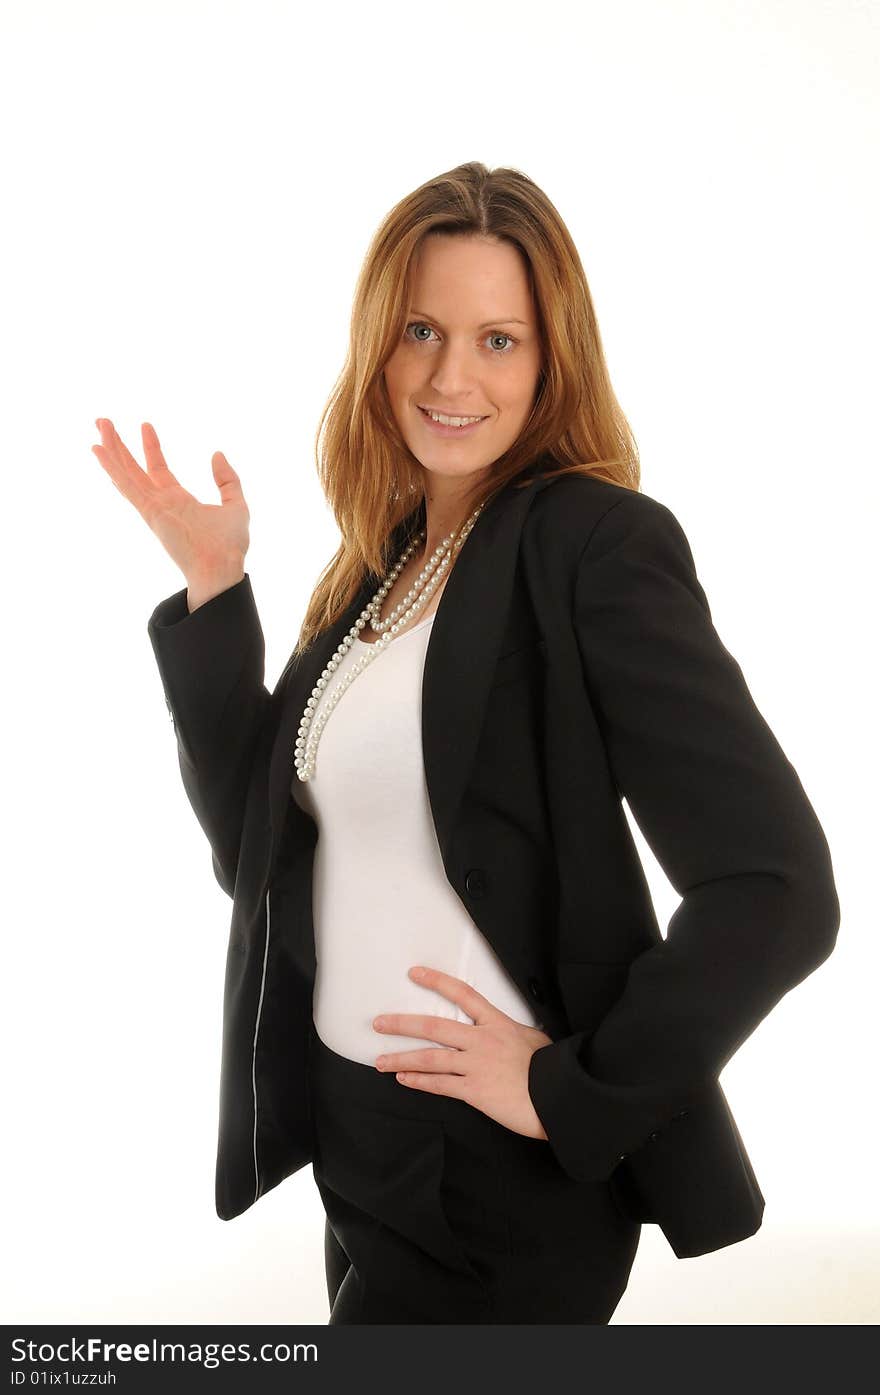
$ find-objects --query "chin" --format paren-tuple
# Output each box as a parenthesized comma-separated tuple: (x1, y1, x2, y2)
(419, 458, 495, 486)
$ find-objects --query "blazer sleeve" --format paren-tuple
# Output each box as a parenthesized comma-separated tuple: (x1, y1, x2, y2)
(147, 573, 270, 899)
(527, 491, 840, 1182)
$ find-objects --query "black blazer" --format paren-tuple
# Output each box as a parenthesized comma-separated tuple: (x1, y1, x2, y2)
(147, 469, 839, 1259)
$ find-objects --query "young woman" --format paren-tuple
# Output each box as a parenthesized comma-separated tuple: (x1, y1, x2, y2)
(92, 161, 839, 1324)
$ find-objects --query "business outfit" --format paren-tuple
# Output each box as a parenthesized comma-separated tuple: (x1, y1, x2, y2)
(285, 602, 637, 1322)
(147, 464, 840, 1322)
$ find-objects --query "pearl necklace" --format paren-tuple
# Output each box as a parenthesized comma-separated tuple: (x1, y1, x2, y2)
(293, 504, 484, 782)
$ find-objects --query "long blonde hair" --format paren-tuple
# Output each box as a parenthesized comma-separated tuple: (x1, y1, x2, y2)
(295, 160, 639, 656)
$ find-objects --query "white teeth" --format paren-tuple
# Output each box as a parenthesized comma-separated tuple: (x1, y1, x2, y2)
(423, 408, 483, 427)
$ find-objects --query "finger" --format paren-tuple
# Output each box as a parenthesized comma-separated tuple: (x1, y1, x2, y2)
(395, 1070, 470, 1100)
(106, 418, 155, 479)
(141, 421, 178, 482)
(92, 420, 154, 513)
(409, 966, 497, 1024)
(210, 449, 246, 507)
(376, 1045, 465, 1074)
(373, 1014, 473, 1048)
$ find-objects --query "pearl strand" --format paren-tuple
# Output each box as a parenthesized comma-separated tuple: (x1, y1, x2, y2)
(366, 516, 466, 634)
(293, 504, 483, 782)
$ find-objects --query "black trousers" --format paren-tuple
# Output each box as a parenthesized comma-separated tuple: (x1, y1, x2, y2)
(307, 1021, 641, 1324)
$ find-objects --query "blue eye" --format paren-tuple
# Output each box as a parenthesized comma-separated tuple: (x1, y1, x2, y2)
(405, 322, 516, 354)
(407, 322, 435, 344)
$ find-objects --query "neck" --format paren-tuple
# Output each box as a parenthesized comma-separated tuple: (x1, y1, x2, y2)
(419, 474, 488, 558)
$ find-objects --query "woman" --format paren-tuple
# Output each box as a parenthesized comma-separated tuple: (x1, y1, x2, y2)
(92, 161, 840, 1324)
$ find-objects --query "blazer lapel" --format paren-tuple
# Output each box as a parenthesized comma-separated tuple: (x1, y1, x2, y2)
(265, 474, 550, 873)
(421, 477, 548, 858)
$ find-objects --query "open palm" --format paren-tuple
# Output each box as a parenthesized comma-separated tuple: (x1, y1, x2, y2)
(91, 419, 250, 581)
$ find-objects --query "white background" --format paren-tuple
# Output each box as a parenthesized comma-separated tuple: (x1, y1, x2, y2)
(2, 0, 877, 1325)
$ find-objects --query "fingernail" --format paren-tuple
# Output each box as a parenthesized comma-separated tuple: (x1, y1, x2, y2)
(373, 1017, 386, 1030)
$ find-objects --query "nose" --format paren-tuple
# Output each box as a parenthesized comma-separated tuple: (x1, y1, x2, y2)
(428, 340, 482, 407)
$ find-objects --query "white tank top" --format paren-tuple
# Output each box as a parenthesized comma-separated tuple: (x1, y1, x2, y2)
(290, 610, 542, 1067)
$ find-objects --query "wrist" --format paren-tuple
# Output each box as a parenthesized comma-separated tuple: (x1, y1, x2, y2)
(186, 563, 246, 613)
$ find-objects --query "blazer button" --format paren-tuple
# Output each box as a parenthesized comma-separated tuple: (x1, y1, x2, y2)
(648, 1130, 660, 1142)
(527, 975, 545, 1003)
(673, 1108, 689, 1121)
(465, 868, 488, 898)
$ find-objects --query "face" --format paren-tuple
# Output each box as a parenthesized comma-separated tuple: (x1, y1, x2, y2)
(382, 233, 543, 491)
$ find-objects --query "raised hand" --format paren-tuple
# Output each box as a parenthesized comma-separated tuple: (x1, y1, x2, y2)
(91, 419, 250, 603)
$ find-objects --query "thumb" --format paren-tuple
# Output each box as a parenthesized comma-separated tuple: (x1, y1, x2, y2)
(211, 450, 245, 504)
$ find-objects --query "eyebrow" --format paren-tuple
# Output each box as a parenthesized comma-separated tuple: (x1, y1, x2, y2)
(410, 309, 529, 329)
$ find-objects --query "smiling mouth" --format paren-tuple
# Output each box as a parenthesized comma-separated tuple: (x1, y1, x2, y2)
(417, 405, 488, 426)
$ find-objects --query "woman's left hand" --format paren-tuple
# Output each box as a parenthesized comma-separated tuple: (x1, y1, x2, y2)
(372, 965, 554, 1140)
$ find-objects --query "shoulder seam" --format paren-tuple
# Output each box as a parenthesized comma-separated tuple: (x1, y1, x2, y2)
(574, 494, 636, 571)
